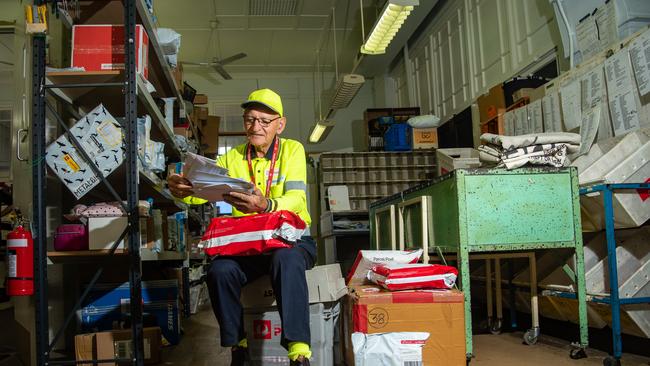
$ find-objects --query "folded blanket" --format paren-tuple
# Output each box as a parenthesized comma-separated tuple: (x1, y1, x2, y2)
(479, 143, 574, 170)
(481, 132, 581, 150)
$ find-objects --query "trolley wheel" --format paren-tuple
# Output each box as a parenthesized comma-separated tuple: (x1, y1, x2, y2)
(490, 318, 502, 335)
(523, 329, 538, 345)
(478, 318, 492, 332)
(569, 348, 587, 360)
(602, 356, 620, 366)
(466, 354, 473, 365)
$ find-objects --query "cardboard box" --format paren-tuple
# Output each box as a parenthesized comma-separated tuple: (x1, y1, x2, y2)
(173, 126, 193, 139)
(45, 104, 124, 199)
(512, 87, 534, 102)
(171, 63, 183, 92)
(240, 264, 347, 308)
(476, 84, 505, 124)
(72, 24, 149, 79)
(75, 327, 162, 365)
(80, 280, 181, 345)
(412, 127, 438, 149)
(193, 106, 208, 121)
(344, 286, 466, 366)
(89, 217, 128, 250)
(193, 94, 208, 105)
(200, 116, 220, 155)
(88, 216, 156, 250)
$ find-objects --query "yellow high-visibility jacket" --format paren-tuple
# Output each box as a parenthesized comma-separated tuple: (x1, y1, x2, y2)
(183, 138, 311, 226)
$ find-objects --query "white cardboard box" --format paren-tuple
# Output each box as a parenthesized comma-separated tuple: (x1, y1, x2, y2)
(240, 264, 347, 308)
(88, 217, 128, 250)
(45, 104, 124, 199)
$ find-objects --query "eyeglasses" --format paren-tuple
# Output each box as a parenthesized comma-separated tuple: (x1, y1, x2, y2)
(243, 115, 280, 127)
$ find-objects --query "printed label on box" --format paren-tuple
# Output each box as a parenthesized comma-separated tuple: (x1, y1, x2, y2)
(45, 104, 124, 199)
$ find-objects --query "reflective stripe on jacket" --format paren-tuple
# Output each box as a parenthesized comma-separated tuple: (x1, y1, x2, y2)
(182, 138, 311, 226)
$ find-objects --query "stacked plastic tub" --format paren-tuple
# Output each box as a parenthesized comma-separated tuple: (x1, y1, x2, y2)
(534, 128, 650, 338)
(573, 128, 650, 231)
(540, 227, 650, 337)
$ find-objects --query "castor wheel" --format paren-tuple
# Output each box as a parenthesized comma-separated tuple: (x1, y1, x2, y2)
(603, 356, 620, 366)
(523, 328, 539, 345)
(490, 318, 502, 335)
(570, 348, 587, 360)
(466, 354, 473, 365)
(478, 317, 492, 332)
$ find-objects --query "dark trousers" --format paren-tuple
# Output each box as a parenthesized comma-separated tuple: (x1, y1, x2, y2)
(206, 236, 317, 349)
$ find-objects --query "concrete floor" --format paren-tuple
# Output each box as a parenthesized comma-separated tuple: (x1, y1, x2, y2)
(161, 304, 650, 366)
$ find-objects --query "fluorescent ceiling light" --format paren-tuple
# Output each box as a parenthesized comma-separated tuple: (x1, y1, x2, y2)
(249, 0, 297, 16)
(308, 120, 335, 143)
(330, 74, 365, 110)
(360, 0, 418, 55)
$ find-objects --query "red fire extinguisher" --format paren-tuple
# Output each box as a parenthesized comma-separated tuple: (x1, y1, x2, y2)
(6, 224, 34, 296)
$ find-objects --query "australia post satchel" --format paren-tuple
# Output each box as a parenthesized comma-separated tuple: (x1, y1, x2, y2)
(367, 263, 458, 291)
(200, 210, 306, 257)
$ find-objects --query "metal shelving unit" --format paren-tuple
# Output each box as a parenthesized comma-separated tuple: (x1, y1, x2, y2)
(32, 1, 201, 365)
(545, 182, 650, 366)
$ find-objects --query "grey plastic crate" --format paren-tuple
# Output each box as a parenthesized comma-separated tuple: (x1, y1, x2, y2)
(244, 302, 341, 366)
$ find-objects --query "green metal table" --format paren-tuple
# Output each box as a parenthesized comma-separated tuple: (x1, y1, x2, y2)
(369, 167, 588, 361)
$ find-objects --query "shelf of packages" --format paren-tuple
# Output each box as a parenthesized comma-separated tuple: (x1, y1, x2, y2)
(138, 168, 202, 223)
(71, 0, 201, 141)
(480, 96, 530, 135)
(46, 248, 186, 264)
(46, 71, 183, 159)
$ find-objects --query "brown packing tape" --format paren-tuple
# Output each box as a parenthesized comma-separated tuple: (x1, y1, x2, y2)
(344, 286, 466, 366)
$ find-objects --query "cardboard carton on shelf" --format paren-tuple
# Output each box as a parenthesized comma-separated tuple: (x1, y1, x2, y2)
(412, 127, 438, 149)
(173, 126, 194, 140)
(193, 106, 209, 121)
(200, 116, 220, 155)
(88, 215, 156, 251)
(75, 327, 162, 365)
(476, 84, 505, 125)
(193, 94, 208, 105)
(71, 24, 149, 79)
(171, 63, 183, 92)
(45, 104, 124, 199)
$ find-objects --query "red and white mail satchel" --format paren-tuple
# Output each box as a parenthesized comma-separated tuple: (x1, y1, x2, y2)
(367, 263, 458, 291)
(200, 210, 306, 257)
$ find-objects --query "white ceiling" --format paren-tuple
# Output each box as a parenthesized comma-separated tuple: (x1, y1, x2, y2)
(154, 0, 377, 74)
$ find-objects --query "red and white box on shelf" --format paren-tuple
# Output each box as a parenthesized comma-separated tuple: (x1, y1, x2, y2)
(71, 24, 149, 79)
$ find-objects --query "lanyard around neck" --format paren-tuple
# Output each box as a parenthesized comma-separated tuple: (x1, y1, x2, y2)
(246, 136, 279, 198)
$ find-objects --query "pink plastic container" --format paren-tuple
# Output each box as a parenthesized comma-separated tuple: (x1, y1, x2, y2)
(53, 224, 88, 251)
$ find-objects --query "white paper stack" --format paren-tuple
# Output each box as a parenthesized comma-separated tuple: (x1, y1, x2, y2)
(183, 153, 254, 202)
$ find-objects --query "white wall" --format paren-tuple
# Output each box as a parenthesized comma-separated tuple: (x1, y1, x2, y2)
(183, 69, 376, 153)
(390, 0, 562, 123)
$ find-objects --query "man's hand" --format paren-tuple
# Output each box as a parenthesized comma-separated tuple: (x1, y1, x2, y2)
(223, 187, 269, 213)
(167, 174, 194, 198)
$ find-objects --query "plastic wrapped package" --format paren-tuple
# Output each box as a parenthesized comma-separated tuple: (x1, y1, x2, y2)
(352, 332, 430, 366)
(151, 141, 166, 173)
(367, 263, 458, 290)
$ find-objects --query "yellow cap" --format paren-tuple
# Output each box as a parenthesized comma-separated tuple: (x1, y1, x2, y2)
(241, 88, 283, 117)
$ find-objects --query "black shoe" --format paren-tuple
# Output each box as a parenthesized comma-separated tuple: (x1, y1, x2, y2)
(289, 356, 310, 366)
(230, 347, 250, 366)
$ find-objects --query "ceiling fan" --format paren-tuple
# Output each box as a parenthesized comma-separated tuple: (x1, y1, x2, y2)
(181, 15, 247, 80)
(183, 52, 247, 80)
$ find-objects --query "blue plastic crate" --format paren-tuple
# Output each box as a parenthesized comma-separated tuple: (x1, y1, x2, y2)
(384, 123, 412, 151)
(80, 280, 180, 344)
